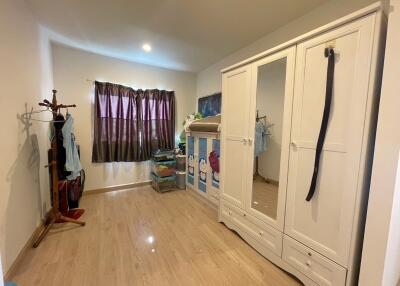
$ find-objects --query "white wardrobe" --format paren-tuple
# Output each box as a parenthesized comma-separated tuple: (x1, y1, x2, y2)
(219, 4, 385, 286)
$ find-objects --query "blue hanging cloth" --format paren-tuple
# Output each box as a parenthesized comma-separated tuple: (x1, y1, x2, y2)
(62, 114, 82, 180)
(254, 121, 267, 157)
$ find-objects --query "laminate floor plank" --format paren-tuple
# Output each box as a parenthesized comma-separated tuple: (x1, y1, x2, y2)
(11, 187, 301, 286)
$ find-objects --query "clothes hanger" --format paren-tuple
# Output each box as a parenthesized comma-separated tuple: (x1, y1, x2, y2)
(19, 107, 64, 123)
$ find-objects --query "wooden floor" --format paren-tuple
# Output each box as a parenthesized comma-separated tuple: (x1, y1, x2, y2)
(252, 175, 279, 219)
(11, 186, 301, 286)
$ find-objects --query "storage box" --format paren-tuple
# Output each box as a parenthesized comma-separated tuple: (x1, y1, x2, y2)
(152, 150, 175, 162)
(151, 160, 176, 177)
(151, 173, 176, 192)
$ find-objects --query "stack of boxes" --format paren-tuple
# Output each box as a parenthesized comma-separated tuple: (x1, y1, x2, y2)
(151, 151, 176, 192)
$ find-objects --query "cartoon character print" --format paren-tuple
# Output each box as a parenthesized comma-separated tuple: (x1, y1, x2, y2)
(199, 158, 207, 182)
(188, 154, 195, 176)
(213, 171, 220, 184)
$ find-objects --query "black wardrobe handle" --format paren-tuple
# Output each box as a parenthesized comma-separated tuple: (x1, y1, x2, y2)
(305, 47, 335, 202)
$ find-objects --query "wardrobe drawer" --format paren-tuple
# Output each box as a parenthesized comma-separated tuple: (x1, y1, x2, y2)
(282, 235, 347, 286)
(221, 200, 282, 256)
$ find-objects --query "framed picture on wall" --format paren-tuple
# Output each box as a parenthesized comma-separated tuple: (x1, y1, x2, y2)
(198, 92, 221, 117)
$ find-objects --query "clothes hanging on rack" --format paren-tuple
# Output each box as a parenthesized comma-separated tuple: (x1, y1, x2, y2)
(254, 121, 268, 157)
(62, 114, 82, 180)
(52, 114, 71, 180)
(33, 90, 85, 248)
(68, 169, 85, 208)
(48, 113, 82, 180)
(48, 115, 85, 212)
(53, 171, 85, 221)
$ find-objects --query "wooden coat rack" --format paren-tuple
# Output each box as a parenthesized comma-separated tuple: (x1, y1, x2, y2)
(33, 90, 85, 248)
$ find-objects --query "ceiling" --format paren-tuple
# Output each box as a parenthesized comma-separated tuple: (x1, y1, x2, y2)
(26, 0, 328, 72)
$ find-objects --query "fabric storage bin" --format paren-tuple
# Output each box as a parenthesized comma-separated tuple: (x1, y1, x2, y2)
(176, 171, 186, 189)
(175, 155, 186, 172)
(151, 173, 176, 192)
(151, 160, 176, 177)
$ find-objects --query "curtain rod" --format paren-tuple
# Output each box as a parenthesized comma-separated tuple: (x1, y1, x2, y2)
(86, 79, 174, 92)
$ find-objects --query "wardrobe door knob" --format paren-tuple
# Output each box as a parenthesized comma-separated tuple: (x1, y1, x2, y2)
(247, 138, 253, 146)
(290, 141, 298, 148)
(242, 138, 247, 145)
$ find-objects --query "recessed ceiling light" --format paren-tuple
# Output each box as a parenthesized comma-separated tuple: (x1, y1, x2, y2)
(142, 43, 152, 52)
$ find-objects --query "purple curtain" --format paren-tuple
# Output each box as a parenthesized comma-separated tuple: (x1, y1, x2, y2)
(92, 81, 175, 162)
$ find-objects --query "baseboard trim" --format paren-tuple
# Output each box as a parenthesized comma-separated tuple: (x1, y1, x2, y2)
(254, 174, 279, 186)
(84, 181, 152, 196)
(4, 223, 43, 281)
(186, 186, 218, 211)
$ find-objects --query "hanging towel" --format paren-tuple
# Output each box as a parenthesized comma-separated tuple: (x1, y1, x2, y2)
(62, 114, 82, 180)
(254, 121, 267, 157)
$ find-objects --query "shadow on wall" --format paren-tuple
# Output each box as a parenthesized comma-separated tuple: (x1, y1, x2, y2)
(3, 109, 43, 270)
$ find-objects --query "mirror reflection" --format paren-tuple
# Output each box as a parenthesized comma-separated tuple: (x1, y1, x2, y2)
(252, 58, 286, 220)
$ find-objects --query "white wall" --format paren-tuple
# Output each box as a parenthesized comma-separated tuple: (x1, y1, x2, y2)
(256, 59, 286, 182)
(37, 26, 55, 228)
(0, 0, 52, 275)
(52, 44, 197, 191)
(359, 0, 400, 285)
(196, 0, 378, 99)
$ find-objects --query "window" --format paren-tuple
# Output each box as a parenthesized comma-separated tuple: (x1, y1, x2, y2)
(92, 81, 175, 162)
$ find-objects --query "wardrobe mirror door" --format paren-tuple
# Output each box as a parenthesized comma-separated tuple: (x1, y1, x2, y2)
(251, 58, 287, 221)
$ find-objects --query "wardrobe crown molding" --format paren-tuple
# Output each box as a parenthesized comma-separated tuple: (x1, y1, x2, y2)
(221, 1, 383, 73)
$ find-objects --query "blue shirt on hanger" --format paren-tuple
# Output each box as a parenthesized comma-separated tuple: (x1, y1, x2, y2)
(254, 121, 267, 157)
(62, 114, 82, 180)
